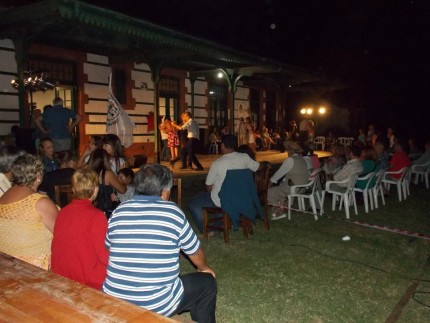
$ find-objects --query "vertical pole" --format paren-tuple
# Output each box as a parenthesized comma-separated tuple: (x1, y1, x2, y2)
(13, 37, 27, 129)
(190, 76, 196, 116)
(150, 59, 162, 164)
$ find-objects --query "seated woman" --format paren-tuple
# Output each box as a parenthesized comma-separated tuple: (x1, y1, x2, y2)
(51, 169, 109, 289)
(39, 137, 59, 174)
(356, 146, 380, 190)
(322, 142, 347, 180)
(76, 135, 103, 168)
(0, 154, 58, 270)
(0, 146, 24, 197)
(39, 150, 76, 205)
(88, 148, 126, 218)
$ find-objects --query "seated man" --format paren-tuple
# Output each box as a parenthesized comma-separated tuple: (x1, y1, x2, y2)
(267, 141, 309, 220)
(329, 145, 363, 190)
(412, 138, 430, 167)
(103, 164, 216, 322)
(188, 134, 260, 233)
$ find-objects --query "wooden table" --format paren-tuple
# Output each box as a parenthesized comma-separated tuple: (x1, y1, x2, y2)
(0, 252, 177, 322)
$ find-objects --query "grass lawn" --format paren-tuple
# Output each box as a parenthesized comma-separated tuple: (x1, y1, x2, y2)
(179, 178, 430, 322)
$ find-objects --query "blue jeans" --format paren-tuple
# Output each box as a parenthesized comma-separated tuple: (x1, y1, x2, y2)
(188, 192, 216, 233)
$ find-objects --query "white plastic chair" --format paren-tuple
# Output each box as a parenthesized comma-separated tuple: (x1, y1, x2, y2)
(372, 170, 386, 209)
(353, 171, 377, 213)
(337, 137, 350, 147)
(381, 167, 409, 202)
(313, 136, 326, 151)
(320, 174, 359, 219)
(208, 141, 219, 154)
(409, 162, 430, 189)
(287, 177, 321, 221)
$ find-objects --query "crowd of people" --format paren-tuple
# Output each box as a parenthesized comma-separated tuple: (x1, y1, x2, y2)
(2, 101, 430, 322)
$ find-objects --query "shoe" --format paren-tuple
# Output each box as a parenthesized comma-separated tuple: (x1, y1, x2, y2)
(170, 160, 175, 168)
(271, 213, 287, 221)
(195, 167, 204, 171)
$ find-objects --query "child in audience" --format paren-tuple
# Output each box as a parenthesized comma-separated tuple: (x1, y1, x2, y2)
(116, 167, 135, 202)
(39, 137, 58, 174)
(102, 134, 127, 174)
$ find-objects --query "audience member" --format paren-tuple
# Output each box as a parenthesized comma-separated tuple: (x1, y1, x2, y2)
(357, 128, 366, 146)
(51, 169, 108, 289)
(408, 137, 422, 161)
(366, 124, 375, 146)
(188, 134, 260, 233)
(0, 154, 58, 269)
(412, 138, 430, 166)
(103, 134, 128, 174)
(88, 148, 126, 217)
(388, 139, 411, 179)
(39, 150, 76, 204)
(39, 137, 58, 174)
(330, 145, 363, 189)
(103, 164, 217, 322)
(76, 135, 103, 168)
(268, 141, 308, 220)
(322, 142, 347, 177)
(356, 146, 379, 190)
(0, 146, 24, 197)
(237, 144, 256, 161)
(374, 141, 390, 171)
(116, 167, 135, 202)
(387, 127, 397, 153)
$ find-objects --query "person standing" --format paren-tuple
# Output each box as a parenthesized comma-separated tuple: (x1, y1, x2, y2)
(103, 164, 217, 322)
(237, 117, 247, 146)
(172, 112, 204, 171)
(35, 97, 82, 152)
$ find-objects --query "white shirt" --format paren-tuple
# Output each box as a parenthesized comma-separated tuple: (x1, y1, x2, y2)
(181, 118, 200, 139)
(0, 173, 11, 197)
(206, 152, 260, 207)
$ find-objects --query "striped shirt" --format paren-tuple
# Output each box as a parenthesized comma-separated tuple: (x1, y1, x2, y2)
(102, 195, 200, 316)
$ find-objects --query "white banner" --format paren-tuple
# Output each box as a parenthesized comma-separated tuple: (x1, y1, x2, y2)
(106, 74, 135, 148)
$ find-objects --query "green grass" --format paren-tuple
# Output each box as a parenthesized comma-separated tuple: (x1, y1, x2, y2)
(179, 179, 430, 322)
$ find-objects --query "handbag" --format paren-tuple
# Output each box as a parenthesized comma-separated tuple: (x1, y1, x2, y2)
(101, 169, 120, 219)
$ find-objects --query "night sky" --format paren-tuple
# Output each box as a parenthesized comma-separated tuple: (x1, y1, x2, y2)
(6, 0, 428, 138)
(84, 0, 427, 138)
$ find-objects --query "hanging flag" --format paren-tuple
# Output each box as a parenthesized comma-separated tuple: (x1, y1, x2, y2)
(106, 74, 135, 148)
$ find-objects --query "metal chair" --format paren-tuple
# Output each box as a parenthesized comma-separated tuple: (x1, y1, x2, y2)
(353, 171, 377, 213)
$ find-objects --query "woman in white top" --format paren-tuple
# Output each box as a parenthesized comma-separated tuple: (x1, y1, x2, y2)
(102, 134, 127, 174)
(245, 117, 256, 152)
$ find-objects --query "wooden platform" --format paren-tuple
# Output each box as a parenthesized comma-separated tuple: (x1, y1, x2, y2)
(0, 252, 177, 322)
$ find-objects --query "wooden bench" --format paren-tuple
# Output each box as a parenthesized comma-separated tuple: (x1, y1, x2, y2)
(0, 251, 177, 322)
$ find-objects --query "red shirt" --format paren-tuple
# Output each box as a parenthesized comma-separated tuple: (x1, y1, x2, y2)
(51, 199, 109, 289)
(389, 151, 411, 179)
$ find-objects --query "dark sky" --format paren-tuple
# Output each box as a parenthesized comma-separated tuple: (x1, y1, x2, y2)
(83, 0, 427, 136)
(6, 0, 428, 136)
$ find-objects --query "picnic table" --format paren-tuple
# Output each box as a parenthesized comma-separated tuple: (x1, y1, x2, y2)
(0, 251, 177, 322)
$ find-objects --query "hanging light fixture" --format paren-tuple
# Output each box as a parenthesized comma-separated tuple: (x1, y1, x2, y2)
(10, 70, 55, 92)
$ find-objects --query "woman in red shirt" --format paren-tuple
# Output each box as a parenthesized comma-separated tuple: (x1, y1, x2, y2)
(51, 169, 108, 289)
(389, 140, 411, 179)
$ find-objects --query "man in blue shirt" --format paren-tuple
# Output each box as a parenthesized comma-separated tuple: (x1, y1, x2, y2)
(103, 164, 217, 322)
(35, 97, 81, 151)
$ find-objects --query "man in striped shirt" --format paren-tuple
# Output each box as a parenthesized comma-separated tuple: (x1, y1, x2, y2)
(103, 164, 216, 322)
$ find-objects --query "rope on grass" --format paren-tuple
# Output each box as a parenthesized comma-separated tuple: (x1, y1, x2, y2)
(268, 203, 430, 241)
